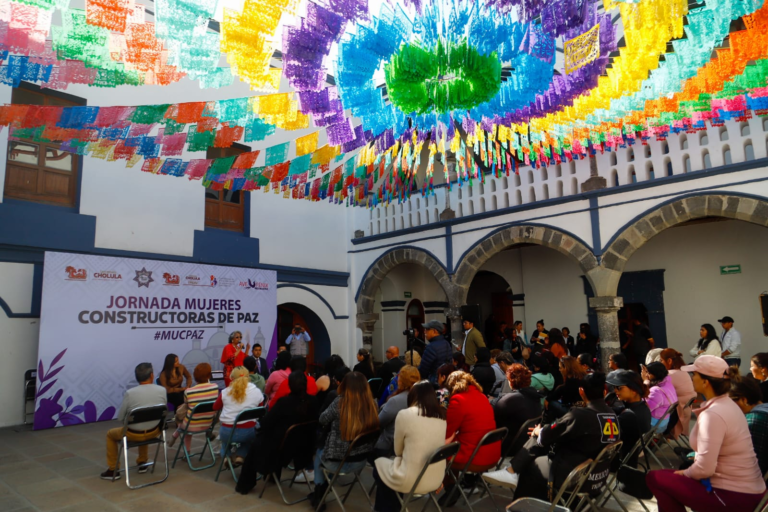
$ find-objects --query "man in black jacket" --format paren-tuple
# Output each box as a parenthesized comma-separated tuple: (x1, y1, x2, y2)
(482, 372, 620, 501)
(376, 346, 404, 384)
(470, 347, 496, 395)
(418, 320, 454, 383)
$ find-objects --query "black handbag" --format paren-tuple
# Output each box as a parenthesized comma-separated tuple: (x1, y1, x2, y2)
(617, 464, 653, 500)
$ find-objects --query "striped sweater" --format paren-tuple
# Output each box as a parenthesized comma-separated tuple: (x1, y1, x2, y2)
(182, 383, 219, 432)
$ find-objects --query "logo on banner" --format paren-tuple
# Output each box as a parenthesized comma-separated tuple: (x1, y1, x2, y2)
(93, 270, 122, 281)
(241, 279, 270, 290)
(184, 275, 202, 286)
(133, 268, 154, 288)
(65, 266, 87, 281)
(564, 23, 600, 75)
(162, 273, 180, 285)
(210, 275, 218, 287)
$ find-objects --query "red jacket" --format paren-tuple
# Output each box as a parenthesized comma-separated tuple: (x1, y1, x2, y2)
(269, 372, 317, 408)
(446, 386, 501, 466)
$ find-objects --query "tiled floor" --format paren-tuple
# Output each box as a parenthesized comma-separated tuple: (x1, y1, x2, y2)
(0, 421, 659, 512)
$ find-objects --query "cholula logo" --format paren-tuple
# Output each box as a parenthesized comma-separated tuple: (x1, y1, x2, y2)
(133, 268, 154, 288)
(93, 270, 122, 281)
(65, 266, 87, 280)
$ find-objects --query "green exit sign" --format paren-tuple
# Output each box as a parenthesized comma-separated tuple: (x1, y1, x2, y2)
(404, 292, 412, 298)
(720, 265, 741, 275)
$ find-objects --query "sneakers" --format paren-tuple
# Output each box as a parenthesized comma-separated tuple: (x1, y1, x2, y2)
(482, 467, 519, 490)
(137, 464, 150, 474)
(294, 470, 314, 483)
(100, 469, 120, 481)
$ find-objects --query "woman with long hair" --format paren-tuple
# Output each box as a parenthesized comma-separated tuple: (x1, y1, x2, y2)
(642, 361, 678, 431)
(264, 350, 292, 402)
(220, 331, 250, 387)
(353, 348, 374, 380)
(375, 366, 421, 456)
(159, 353, 192, 409)
(168, 363, 218, 449)
(373, 381, 448, 512)
(660, 348, 696, 438)
(310, 372, 380, 506)
(729, 370, 768, 474)
(546, 355, 587, 416)
(689, 324, 722, 359)
(647, 356, 766, 511)
(213, 366, 264, 466)
(546, 328, 569, 359)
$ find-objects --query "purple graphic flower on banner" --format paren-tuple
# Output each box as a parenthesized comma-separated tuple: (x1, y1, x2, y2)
(34, 349, 116, 430)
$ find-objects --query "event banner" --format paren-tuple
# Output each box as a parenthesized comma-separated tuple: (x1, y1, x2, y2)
(34, 251, 277, 430)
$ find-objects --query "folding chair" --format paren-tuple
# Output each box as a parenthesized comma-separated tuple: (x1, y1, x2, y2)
(647, 402, 680, 468)
(495, 418, 540, 470)
(170, 401, 217, 471)
(442, 427, 508, 512)
(113, 404, 169, 490)
(563, 441, 624, 512)
(368, 378, 384, 397)
(215, 407, 266, 482)
(596, 434, 654, 512)
(315, 428, 381, 512)
(258, 420, 319, 504)
(22, 369, 36, 425)
(673, 396, 696, 451)
(397, 442, 460, 512)
(506, 459, 593, 512)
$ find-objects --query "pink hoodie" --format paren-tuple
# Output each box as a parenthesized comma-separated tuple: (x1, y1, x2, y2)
(684, 393, 766, 494)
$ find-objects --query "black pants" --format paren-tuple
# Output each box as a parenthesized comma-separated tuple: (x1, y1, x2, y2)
(510, 437, 552, 501)
(167, 391, 184, 410)
(373, 466, 401, 512)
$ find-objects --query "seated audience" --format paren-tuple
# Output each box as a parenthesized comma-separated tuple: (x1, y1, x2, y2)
(546, 328, 569, 359)
(353, 348, 375, 380)
(168, 363, 218, 448)
(483, 373, 620, 501)
(660, 348, 696, 438)
(688, 324, 722, 360)
(490, 349, 504, 382)
(492, 364, 543, 457)
(729, 369, 768, 475)
(546, 355, 587, 417)
(270, 356, 317, 407)
(379, 352, 421, 405)
(529, 354, 555, 405)
(577, 353, 594, 374)
(373, 381, 448, 512)
(749, 353, 768, 400)
(309, 372, 380, 507)
(576, 323, 598, 356)
(490, 352, 516, 397)
(377, 347, 404, 385)
(101, 363, 167, 480)
(320, 366, 351, 413)
(236, 371, 320, 494)
(435, 363, 456, 408)
(242, 356, 266, 392)
(376, 366, 421, 457)
(609, 352, 628, 371)
(471, 347, 496, 395)
(645, 348, 663, 364)
(503, 327, 522, 360)
(214, 366, 264, 466)
(439, 371, 501, 506)
(264, 350, 291, 402)
(647, 356, 766, 511)
(418, 320, 454, 383)
(606, 370, 651, 471)
(316, 354, 346, 405)
(159, 353, 191, 409)
(452, 352, 469, 372)
(643, 361, 678, 431)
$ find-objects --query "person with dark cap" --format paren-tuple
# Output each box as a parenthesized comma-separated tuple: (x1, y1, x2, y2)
(482, 373, 620, 500)
(719, 316, 742, 367)
(471, 347, 496, 395)
(418, 320, 453, 384)
(606, 370, 652, 472)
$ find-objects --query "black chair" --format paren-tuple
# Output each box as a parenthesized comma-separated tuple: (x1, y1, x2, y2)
(170, 401, 218, 471)
(562, 441, 624, 512)
(23, 369, 36, 425)
(315, 429, 381, 512)
(647, 402, 680, 468)
(397, 442, 460, 512)
(215, 407, 266, 482)
(597, 433, 654, 512)
(113, 404, 169, 490)
(443, 427, 508, 512)
(368, 378, 384, 397)
(495, 418, 539, 470)
(258, 420, 319, 504)
(505, 459, 593, 512)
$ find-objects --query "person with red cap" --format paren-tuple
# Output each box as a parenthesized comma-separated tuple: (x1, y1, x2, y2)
(646, 355, 766, 511)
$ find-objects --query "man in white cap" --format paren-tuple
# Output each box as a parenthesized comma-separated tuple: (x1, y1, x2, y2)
(718, 316, 741, 367)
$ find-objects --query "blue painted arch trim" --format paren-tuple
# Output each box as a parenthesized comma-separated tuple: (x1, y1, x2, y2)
(600, 190, 768, 255)
(276, 283, 349, 320)
(353, 245, 450, 303)
(452, 222, 595, 275)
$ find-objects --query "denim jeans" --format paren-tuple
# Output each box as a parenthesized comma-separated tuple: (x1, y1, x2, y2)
(219, 426, 255, 458)
(313, 448, 367, 485)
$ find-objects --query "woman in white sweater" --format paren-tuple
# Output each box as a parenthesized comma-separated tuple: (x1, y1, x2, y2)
(689, 324, 722, 360)
(373, 381, 448, 512)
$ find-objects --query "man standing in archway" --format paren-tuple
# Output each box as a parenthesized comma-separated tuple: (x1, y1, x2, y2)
(461, 317, 485, 366)
(286, 324, 311, 358)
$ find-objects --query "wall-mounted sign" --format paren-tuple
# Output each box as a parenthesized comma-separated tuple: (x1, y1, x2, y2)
(720, 265, 741, 275)
(404, 292, 412, 298)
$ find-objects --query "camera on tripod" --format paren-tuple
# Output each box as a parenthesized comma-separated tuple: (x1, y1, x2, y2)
(403, 328, 415, 337)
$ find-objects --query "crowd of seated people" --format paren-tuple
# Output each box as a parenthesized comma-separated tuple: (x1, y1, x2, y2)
(100, 317, 768, 512)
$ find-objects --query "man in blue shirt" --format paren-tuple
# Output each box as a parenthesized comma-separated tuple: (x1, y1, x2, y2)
(285, 324, 311, 357)
(418, 320, 454, 383)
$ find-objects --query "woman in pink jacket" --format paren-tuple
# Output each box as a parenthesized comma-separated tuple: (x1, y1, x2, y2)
(642, 362, 678, 431)
(646, 356, 766, 511)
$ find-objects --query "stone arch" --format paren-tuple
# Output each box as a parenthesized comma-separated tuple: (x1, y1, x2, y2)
(356, 247, 453, 326)
(602, 193, 768, 281)
(452, 224, 599, 306)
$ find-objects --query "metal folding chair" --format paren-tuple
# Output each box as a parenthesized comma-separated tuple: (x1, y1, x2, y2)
(562, 441, 624, 512)
(215, 407, 266, 482)
(315, 429, 381, 512)
(647, 402, 680, 468)
(258, 420, 319, 504)
(673, 396, 696, 451)
(396, 442, 460, 512)
(495, 418, 540, 470)
(368, 378, 384, 397)
(22, 369, 36, 425)
(596, 433, 654, 512)
(443, 427, 508, 512)
(113, 404, 169, 490)
(505, 459, 593, 512)
(170, 401, 217, 471)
